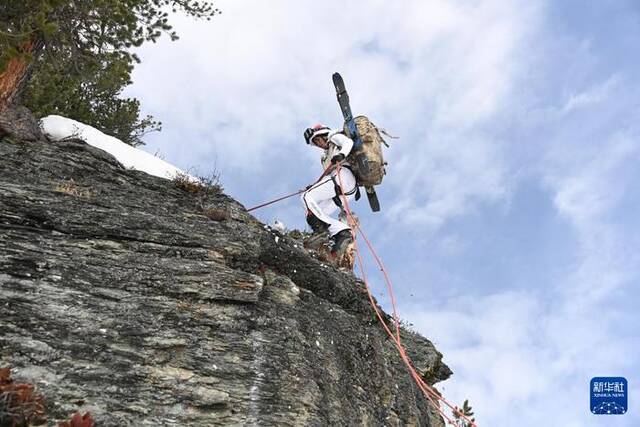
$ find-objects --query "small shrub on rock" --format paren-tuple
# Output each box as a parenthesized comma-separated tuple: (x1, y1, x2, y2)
(0, 367, 47, 426)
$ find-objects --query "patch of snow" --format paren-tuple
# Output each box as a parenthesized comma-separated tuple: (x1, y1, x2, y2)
(40, 115, 195, 181)
(272, 219, 286, 233)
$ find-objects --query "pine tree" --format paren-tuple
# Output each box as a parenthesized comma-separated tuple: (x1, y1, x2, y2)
(0, 0, 219, 145)
(453, 399, 476, 427)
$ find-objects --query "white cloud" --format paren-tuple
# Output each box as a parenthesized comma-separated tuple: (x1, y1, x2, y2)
(548, 130, 636, 225)
(410, 292, 552, 421)
(437, 233, 468, 256)
(410, 279, 637, 424)
(561, 74, 620, 114)
(407, 88, 640, 426)
(127, 0, 542, 228)
(542, 129, 640, 319)
(387, 131, 510, 229)
(123, 1, 640, 426)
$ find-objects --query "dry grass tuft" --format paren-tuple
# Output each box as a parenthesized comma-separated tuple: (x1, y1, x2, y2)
(173, 170, 228, 221)
(172, 173, 203, 193)
(173, 171, 222, 196)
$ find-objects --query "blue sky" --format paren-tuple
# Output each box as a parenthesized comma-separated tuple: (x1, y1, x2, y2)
(125, 1, 640, 424)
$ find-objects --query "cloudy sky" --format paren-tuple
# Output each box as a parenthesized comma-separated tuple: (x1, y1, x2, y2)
(125, 0, 640, 425)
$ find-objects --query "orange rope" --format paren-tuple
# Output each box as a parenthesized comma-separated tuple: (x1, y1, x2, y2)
(247, 164, 335, 212)
(336, 164, 477, 427)
(246, 188, 306, 212)
(349, 232, 454, 424)
(247, 162, 478, 426)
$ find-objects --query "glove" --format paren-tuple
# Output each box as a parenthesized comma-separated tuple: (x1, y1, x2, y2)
(331, 153, 346, 164)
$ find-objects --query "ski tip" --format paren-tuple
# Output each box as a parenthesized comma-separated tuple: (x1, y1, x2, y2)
(332, 72, 343, 82)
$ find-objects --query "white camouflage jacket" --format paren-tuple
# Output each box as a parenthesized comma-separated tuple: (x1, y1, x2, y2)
(320, 130, 354, 171)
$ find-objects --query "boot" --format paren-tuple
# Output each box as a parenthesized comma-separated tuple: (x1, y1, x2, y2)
(306, 212, 329, 234)
(330, 229, 353, 254)
(304, 212, 330, 251)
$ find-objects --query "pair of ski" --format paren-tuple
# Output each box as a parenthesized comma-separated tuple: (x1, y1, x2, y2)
(332, 73, 380, 212)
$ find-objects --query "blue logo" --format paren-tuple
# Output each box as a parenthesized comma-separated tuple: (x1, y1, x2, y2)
(591, 377, 627, 415)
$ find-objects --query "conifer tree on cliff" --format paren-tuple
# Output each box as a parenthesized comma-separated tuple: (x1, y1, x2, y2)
(0, 0, 219, 145)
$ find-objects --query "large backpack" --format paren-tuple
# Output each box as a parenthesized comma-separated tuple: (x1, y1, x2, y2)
(344, 116, 388, 187)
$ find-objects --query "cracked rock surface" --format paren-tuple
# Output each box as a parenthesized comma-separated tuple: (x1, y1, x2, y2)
(0, 135, 451, 426)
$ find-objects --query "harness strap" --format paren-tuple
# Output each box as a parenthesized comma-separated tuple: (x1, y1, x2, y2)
(331, 165, 360, 207)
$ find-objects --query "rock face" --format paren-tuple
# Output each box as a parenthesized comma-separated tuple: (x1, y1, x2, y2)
(0, 134, 451, 426)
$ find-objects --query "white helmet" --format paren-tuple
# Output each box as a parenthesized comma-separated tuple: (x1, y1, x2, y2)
(304, 124, 330, 144)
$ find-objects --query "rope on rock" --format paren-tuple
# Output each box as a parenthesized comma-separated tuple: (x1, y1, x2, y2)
(247, 163, 478, 426)
(336, 164, 477, 427)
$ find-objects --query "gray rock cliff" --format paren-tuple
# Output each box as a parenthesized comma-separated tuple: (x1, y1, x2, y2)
(0, 134, 451, 426)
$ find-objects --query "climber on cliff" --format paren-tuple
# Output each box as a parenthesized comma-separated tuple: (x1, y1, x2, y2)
(302, 124, 359, 255)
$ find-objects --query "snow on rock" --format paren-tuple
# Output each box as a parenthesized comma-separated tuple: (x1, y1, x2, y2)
(40, 115, 194, 181)
(272, 220, 286, 233)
